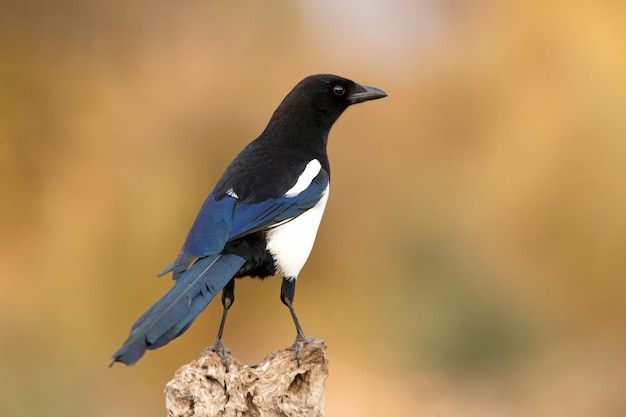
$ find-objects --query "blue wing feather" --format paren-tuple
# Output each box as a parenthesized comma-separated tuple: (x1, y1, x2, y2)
(170, 195, 238, 278)
(228, 172, 329, 240)
(182, 195, 238, 258)
(168, 170, 329, 278)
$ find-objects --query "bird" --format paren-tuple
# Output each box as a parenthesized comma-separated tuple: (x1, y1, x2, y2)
(111, 74, 387, 367)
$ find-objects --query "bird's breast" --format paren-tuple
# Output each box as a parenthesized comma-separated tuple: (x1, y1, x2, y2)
(265, 186, 330, 278)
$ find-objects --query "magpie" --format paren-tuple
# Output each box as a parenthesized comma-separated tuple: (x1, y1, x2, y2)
(111, 74, 386, 366)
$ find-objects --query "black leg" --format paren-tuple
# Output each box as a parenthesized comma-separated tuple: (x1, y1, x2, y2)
(281, 277, 312, 364)
(216, 278, 235, 342)
(209, 278, 235, 370)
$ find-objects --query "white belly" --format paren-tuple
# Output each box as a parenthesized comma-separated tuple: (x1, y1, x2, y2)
(266, 186, 329, 278)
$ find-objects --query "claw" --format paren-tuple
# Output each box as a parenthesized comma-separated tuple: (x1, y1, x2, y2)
(292, 335, 315, 366)
(206, 340, 231, 372)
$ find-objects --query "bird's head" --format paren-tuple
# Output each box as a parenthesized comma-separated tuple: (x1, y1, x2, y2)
(300, 74, 387, 118)
(258, 74, 386, 151)
(271, 74, 387, 129)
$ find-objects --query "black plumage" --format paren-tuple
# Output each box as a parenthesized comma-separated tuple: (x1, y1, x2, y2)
(112, 74, 386, 366)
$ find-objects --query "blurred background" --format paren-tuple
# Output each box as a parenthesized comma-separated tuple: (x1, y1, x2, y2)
(1, 0, 625, 416)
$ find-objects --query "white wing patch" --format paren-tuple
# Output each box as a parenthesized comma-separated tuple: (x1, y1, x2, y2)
(266, 186, 329, 278)
(226, 188, 239, 199)
(284, 159, 322, 197)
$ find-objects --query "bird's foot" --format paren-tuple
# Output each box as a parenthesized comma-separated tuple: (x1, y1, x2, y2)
(205, 340, 231, 372)
(292, 335, 315, 367)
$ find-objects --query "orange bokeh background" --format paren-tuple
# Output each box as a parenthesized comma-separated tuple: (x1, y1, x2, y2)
(1, 1, 625, 416)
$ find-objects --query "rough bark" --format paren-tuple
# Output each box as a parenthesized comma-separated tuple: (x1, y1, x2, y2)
(165, 339, 328, 417)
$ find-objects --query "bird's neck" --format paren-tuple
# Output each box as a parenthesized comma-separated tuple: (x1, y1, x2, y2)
(261, 105, 333, 154)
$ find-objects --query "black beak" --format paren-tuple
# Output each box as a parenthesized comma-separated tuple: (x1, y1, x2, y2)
(349, 83, 387, 104)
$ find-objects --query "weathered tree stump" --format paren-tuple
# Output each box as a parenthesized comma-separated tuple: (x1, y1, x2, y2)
(165, 339, 328, 417)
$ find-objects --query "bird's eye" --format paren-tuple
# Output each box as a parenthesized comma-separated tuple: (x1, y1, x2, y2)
(332, 85, 345, 96)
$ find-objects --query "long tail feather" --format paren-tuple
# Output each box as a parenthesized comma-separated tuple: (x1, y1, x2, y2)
(111, 253, 245, 365)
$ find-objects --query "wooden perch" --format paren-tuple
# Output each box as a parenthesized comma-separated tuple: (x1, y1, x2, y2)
(165, 338, 329, 417)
